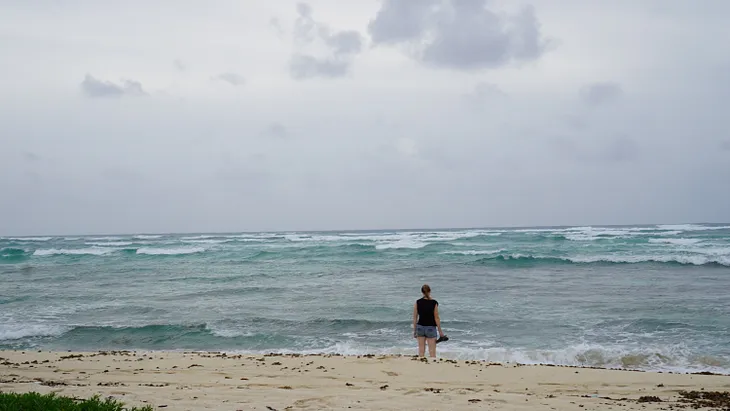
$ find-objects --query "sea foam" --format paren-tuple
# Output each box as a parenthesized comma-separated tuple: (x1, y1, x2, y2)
(135, 247, 205, 256)
(33, 247, 118, 256)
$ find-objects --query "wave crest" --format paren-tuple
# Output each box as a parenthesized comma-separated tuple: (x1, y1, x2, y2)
(34, 247, 118, 256)
(471, 254, 730, 267)
(135, 247, 205, 256)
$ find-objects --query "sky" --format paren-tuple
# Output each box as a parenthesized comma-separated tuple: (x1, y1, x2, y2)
(1, 0, 729, 235)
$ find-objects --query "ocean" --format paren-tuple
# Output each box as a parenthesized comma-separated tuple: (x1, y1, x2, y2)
(1, 224, 729, 373)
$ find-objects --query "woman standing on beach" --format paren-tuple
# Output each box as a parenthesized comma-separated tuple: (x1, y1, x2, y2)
(413, 284, 445, 357)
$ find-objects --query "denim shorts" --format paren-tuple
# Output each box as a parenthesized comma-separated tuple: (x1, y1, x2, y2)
(416, 324, 438, 339)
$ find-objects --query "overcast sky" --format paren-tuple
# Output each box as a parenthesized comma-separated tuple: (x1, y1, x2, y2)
(1, 0, 729, 235)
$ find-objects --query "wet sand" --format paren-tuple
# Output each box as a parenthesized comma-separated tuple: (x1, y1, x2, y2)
(2, 350, 729, 410)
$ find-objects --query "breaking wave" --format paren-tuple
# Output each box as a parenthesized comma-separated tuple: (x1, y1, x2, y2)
(135, 247, 206, 256)
(33, 247, 118, 256)
(472, 254, 730, 267)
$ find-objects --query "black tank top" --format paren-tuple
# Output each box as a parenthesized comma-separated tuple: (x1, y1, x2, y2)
(416, 298, 439, 326)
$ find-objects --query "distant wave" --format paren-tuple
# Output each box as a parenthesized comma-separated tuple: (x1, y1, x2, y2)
(34, 247, 118, 256)
(442, 249, 506, 256)
(134, 235, 163, 240)
(135, 247, 205, 256)
(649, 238, 702, 246)
(656, 224, 730, 232)
(181, 239, 234, 244)
(6, 237, 53, 242)
(471, 254, 730, 267)
(87, 241, 135, 247)
(375, 239, 429, 250)
(283, 231, 501, 246)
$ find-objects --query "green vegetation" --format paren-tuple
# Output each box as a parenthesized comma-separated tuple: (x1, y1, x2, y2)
(0, 391, 153, 411)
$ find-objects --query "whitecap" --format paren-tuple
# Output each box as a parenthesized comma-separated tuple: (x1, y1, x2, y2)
(135, 247, 205, 255)
(181, 239, 232, 244)
(375, 239, 428, 250)
(656, 224, 730, 232)
(649, 238, 702, 246)
(442, 249, 505, 255)
(33, 247, 118, 256)
(0, 323, 69, 341)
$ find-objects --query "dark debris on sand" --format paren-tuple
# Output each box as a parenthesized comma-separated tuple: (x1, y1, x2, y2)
(637, 396, 662, 403)
(677, 390, 730, 410)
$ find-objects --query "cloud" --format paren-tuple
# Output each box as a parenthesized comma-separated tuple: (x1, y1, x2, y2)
(269, 17, 285, 39)
(580, 82, 623, 106)
(22, 152, 40, 162)
(289, 55, 349, 79)
(101, 167, 143, 182)
(263, 122, 288, 139)
(80, 74, 147, 98)
(547, 133, 640, 165)
(463, 82, 507, 106)
(367, 0, 550, 70)
(721, 141, 730, 151)
(325, 30, 363, 57)
(601, 135, 639, 163)
(287, 2, 364, 80)
(213, 72, 246, 86)
(174, 59, 186, 71)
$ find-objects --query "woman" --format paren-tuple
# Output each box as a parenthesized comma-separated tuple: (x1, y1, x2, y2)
(412, 284, 445, 357)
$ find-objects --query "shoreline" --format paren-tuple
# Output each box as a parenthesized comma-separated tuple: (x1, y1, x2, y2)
(2, 350, 729, 410)
(5, 349, 730, 376)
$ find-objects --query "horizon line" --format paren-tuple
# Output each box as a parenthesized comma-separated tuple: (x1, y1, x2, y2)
(2, 221, 727, 238)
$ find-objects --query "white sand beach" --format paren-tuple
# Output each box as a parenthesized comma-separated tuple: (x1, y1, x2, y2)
(2, 350, 729, 410)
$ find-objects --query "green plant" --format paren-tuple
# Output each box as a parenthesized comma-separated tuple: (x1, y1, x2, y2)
(0, 391, 154, 411)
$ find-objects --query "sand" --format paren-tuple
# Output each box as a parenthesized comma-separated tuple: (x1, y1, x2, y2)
(1, 350, 729, 410)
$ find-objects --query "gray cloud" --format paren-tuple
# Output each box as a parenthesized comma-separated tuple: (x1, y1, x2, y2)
(102, 167, 143, 182)
(288, 3, 363, 79)
(367, 0, 439, 45)
(263, 122, 288, 139)
(213, 72, 246, 86)
(325, 30, 363, 57)
(581, 82, 623, 106)
(463, 82, 507, 106)
(80, 74, 147, 98)
(22, 152, 40, 162)
(368, 0, 550, 70)
(721, 141, 730, 151)
(269, 17, 285, 39)
(601, 135, 639, 163)
(174, 59, 186, 71)
(546, 134, 639, 165)
(289, 55, 349, 80)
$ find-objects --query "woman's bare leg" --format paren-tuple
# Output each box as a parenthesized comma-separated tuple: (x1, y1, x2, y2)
(427, 338, 437, 357)
(417, 337, 426, 357)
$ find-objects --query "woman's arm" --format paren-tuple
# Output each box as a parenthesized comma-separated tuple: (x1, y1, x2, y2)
(434, 305, 444, 337)
(412, 303, 418, 338)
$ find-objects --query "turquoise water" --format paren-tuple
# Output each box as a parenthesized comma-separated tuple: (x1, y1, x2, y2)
(1, 224, 729, 373)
